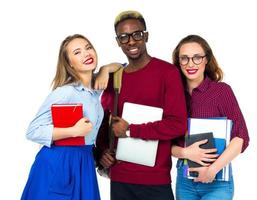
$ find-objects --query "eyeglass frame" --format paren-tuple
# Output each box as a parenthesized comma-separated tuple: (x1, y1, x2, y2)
(116, 30, 147, 44)
(179, 55, 207, 66)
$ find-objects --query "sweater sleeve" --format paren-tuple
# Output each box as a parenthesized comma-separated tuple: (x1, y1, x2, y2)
(129, 67, 187, 140)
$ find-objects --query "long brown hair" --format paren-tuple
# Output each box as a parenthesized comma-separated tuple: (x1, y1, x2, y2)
(51, 34, 96, 90)
(172, 35, 223, 87)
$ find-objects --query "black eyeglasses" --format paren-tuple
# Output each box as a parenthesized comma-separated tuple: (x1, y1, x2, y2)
(117, 30, 147, 44)
(179, 55, 206, 66)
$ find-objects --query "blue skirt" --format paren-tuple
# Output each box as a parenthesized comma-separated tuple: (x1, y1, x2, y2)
(21, 145, 100, 200)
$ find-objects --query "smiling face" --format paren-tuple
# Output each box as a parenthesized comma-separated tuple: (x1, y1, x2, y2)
(179, 42, 208, 84)
(115, 19, 148, 61)
(66, 38, 97, 74)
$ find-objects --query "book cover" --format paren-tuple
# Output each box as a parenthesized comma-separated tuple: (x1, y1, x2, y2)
(186, 117, 232, 181)
(185, 132, 215, 177)
(51, 104, 85, 146)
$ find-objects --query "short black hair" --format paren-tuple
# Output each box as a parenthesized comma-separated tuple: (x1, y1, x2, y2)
(114, 10, 146, 32)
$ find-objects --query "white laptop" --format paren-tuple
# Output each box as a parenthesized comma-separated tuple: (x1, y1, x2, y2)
(115, 102, 163, 167)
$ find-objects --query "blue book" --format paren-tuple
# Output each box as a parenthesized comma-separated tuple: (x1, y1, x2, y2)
(186, 117, 232, 181)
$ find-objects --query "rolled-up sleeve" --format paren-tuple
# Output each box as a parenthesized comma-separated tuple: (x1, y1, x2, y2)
(26, 87, 70, 147)
(219, 84, 249, 152)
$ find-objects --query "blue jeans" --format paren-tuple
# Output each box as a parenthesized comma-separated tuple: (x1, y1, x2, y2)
(176, 161, 234, 200)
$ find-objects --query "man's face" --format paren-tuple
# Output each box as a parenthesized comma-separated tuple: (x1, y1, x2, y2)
(115, 19, 148, 60)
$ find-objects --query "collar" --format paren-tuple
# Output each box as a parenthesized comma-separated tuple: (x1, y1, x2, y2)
(72, 82, 95, 94)
(194, 76, 212, 93)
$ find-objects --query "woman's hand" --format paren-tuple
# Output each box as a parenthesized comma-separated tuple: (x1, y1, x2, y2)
(72, 117, 93, 137)
(189, 166, 217, 183)
(94, 63, 122, 90)
(184, 139, 218, 166)
(94, 66, 109, 90)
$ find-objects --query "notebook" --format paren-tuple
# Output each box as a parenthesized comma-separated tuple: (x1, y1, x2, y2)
(185, 132, 215, 177)
(115, 102, 163, 167)
(51, 103, 85, 146)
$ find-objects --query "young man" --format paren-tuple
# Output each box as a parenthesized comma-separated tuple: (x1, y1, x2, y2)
(96, 10, 187, 200)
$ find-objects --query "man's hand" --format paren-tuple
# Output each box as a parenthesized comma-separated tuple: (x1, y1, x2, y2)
(112, 116, 129, 138)
(99, 149, 116, 168)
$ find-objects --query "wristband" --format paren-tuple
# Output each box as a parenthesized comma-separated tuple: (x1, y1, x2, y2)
(125, 130, 130, 137)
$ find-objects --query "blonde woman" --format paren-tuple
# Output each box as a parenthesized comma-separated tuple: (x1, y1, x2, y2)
(21, 34, 120, 200)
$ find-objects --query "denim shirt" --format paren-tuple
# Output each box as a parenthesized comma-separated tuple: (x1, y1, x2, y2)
(26, 83, 104, 147)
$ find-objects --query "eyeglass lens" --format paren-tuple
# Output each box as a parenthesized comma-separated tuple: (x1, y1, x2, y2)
(179, 55, 205, 65)
(118, 31, 145, 44)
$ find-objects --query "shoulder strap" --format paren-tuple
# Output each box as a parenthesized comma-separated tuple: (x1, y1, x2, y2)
(113, 67, 123, 94)
(109, 67, 123, 151)
(112, 67, 123, 116)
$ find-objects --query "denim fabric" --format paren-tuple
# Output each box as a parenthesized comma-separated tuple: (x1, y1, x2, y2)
(176, 161, 234, 200)
(26, 83, 103, 147)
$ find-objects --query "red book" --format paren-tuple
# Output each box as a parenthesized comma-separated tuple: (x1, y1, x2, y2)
(51, 104, 85, 146)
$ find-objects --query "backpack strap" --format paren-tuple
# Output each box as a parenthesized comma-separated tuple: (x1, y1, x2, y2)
(109, 67, 124, 151)
(113, 67, 124, 114)
(113, 67, 123, 94)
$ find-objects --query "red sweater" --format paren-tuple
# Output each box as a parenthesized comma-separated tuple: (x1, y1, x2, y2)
(98, 57, 187, 185)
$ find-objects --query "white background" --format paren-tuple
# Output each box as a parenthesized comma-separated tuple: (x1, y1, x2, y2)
(0, 0, 256, 199)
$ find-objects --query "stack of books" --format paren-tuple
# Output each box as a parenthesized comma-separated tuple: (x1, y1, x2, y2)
(185, 117, 232, 181)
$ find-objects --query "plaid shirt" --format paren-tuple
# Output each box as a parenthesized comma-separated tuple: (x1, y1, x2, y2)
(175, 76, 249, 152)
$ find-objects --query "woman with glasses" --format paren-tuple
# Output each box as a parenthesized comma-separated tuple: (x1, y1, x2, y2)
(171, 35, 249, 200)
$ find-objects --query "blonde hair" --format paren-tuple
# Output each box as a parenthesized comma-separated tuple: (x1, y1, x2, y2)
(114, 10, 146, 32)
(51, 34, 95, 90)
